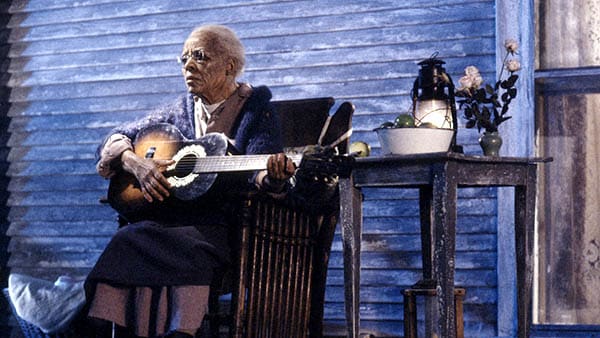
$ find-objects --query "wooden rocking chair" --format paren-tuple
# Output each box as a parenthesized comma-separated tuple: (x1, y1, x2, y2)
(209, 97, 354, 338)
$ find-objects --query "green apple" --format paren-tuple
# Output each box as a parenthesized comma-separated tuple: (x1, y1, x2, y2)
(349, 141, 371, 157)
(418, 122, 436, 128)
(378, 121, 395, 129)
(394, 114, 415, 128)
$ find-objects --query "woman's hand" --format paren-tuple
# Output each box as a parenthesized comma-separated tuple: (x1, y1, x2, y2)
(120, 150, 175, 202)
(264, 153, 296, 192)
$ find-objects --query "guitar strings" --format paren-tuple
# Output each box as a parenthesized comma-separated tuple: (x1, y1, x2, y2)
(166, 154, 302, 170)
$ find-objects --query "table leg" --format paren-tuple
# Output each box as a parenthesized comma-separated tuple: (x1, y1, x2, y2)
(514, 165, 536, 338)
(419, 186, 434, 284)
(339, 177, 362, 338)
(419, 186, 437, 337)
(431, 162, 458, 338)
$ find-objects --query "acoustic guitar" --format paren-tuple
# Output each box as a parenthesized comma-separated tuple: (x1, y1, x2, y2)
(106, 123, 350, 220)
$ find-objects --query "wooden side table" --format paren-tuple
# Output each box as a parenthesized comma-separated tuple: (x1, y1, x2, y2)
(338, 153, 549, 338)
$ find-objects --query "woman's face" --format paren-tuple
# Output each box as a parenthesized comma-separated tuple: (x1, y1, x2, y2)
(180, 34, 233, 103)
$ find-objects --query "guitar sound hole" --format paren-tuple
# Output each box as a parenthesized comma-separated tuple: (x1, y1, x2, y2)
(172, 154, 197, 177)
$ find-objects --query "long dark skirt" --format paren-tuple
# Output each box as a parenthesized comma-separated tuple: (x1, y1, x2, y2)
(87, 221, 230, 286)
(84, 221, 230, 336)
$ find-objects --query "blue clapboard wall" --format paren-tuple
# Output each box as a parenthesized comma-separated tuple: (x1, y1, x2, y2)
(1, 0, 498, 336)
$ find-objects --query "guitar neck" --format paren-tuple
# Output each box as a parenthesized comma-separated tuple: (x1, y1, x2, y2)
(193, 154, 304, 174)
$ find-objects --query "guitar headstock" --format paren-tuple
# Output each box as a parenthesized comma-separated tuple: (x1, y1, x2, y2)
(298, 145, 354, 179)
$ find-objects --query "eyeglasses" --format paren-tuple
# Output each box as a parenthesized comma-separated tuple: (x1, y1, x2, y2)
(177, 49, 209, 66)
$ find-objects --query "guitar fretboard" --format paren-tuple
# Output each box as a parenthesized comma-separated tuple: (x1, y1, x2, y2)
(191, 154, 304, 174)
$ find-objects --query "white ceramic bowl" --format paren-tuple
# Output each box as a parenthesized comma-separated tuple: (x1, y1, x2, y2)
(376, 127, 454, 155)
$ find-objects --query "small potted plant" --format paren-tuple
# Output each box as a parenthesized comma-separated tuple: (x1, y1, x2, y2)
(455, 39, 521, 156)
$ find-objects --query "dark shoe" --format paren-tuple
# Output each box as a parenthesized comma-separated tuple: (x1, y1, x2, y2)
(114, 325, 138, 338)
(163, 332, 194, 338)
(81, 317, 112, 338)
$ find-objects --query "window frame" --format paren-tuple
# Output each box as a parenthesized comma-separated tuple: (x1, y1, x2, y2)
(495, 0, 536, 335)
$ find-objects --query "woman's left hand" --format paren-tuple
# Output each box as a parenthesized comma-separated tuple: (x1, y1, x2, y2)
(263, 153, 295, 191)
(267, 153, 296, 180)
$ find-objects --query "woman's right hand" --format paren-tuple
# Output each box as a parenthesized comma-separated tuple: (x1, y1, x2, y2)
(120, 150, 174, 202)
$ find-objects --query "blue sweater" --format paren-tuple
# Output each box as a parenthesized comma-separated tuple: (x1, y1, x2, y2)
(97, 85, 282, 159)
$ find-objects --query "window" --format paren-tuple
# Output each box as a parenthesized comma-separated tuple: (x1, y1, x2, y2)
(534, 0, 600, 326)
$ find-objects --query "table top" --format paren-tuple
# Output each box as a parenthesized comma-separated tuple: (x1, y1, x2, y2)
(353, 152, 552, 165)
(346, 152, 551, 188)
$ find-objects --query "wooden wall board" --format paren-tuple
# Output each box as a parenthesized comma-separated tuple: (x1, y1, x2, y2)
(1, 1, 498, 336)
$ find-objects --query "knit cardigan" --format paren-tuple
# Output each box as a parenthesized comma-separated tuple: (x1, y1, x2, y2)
(96, 85, 282, 161)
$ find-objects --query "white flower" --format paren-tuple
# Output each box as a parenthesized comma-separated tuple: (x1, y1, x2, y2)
(458, 75, 474, 90)
(457, 66, 483, 90)
(504, 39, 519, 54)
(505, 59, 521, 72)
(465, 65, 480, 77)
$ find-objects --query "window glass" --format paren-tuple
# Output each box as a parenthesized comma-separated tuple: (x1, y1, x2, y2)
(536, 0, 600, 69)
(535, 90, 600, 324)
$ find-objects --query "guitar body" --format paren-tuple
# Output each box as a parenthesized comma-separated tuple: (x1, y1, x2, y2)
(107, 123, 228, 221)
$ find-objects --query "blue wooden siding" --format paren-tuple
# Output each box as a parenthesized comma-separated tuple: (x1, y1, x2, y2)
(2, 0, 498, 336)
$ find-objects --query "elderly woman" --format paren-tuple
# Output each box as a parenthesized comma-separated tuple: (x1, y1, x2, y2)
(85, 25, 295, 338)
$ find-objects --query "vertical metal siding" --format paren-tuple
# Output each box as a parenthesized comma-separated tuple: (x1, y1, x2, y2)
(2, 1, 497, 336)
